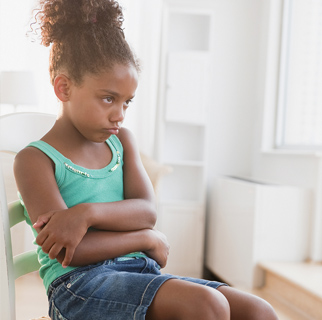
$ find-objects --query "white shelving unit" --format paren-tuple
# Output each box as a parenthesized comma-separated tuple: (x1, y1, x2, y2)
(155, 4, 213, 277)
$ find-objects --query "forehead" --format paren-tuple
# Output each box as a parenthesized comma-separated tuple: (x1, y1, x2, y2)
(83, 64, 138, 94)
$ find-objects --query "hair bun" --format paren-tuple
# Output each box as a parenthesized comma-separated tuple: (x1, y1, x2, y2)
(30, 0, 138, 85)
(34, 0, 124, 46)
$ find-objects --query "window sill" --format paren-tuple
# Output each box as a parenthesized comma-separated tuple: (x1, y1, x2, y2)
(261, 148, 322, 158)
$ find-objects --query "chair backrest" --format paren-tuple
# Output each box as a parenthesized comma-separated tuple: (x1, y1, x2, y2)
(0, 112, 56, 153)
(0, 112, 56, 320)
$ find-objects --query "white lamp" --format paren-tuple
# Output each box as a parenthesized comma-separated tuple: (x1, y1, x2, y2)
(0, 71, 38, 112)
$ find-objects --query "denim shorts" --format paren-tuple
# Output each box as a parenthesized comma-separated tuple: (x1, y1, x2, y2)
(47, 257, 226, 320)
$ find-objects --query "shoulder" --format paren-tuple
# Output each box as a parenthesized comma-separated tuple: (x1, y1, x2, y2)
(117, 127, 134, 143)
(116, 127, 137, 151)
(14, 145, 54, 176)
(15, 145, 48, 164)
(115, 128, 141, 163)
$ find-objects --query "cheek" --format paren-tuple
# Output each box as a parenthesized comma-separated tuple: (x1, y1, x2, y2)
(76, 100, 100, 118)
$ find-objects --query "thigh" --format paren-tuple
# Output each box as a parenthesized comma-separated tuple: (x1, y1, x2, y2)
(217, 286, 278, 320)
(146, 278, 230, 320)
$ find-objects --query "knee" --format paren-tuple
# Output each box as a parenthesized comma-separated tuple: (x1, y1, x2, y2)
(250, 297, 278, 320)
(195, 287, 230, 320)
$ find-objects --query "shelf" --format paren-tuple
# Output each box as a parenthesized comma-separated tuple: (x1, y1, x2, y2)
(160, 165, 205, 203)
(154, 4, 212, 278)
(163, 118, 206, 126)
(164, 160, 205, 167)
(159, 200, 204, 208)
(168, 12, 212, 52)
(165, 52, 210, 124)
(161, 122, 206, 163)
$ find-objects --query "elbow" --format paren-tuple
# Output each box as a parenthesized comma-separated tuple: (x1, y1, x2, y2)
(150, 211, 157, 229)
(146, 202, 157, 229)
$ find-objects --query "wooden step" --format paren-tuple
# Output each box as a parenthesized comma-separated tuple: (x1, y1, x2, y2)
(257, 261, 322, 320)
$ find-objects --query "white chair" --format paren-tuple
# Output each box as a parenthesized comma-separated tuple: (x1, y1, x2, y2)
(0, 112, 56, 320)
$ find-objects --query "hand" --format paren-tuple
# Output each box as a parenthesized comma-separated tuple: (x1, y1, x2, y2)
(33, 211, 56, 232)
(35, 204, 90, 268)
(144, 229, 170, 268)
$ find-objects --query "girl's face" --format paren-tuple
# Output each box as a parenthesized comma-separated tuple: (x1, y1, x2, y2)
(66, 63, 138, 143)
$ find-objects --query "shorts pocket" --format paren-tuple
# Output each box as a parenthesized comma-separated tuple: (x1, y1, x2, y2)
(50, 300, 69, 320)
(141, 257, 161, 274)
(65, 272, 87, 288)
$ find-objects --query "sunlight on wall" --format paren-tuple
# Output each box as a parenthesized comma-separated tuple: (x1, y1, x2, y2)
(0, 0, 58, 115)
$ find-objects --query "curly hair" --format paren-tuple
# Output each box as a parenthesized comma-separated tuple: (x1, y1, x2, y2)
(31, 0, 139, 85)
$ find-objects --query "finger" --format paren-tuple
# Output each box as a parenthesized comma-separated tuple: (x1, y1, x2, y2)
(39, 236, 54, 254)
(36, 230, 49, 246)
(34, 226, 42, 233)
(48, 243, 64, 260)
(161, 257, 167, 268)
(33, 212, 52, 228)
(33, 219, 46, 229)
(62, 247, 75, 268)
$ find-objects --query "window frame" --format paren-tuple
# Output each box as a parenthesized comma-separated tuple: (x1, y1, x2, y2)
(274, 0, 322, 151)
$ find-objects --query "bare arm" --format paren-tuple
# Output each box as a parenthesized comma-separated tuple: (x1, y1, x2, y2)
(14, 147, 90, 267)
(57, 228, 169, 268)
(14, 128, 166, 267)
(89, 128, 157, 230)
(33, 128, 157, 232)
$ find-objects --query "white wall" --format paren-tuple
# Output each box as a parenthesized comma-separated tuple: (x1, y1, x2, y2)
(250, 0, 320, 189)
(204, 0, 319, 187)
(204, 0, 321, 261)
(206, 0, 263, 180)
(250, 0, 321, 260)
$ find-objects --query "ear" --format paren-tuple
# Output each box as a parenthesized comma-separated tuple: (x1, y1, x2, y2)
(54, 74, 72, 102)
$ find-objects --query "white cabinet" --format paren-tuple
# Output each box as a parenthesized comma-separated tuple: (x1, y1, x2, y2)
(159, 205, 205, 277)
(206, 176, 312, 288)
(155, 4, 213, 278)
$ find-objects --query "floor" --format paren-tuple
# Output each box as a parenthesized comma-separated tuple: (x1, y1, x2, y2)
(259, 261, 322, 300)
(15, 273, 49, 320)
(258, 261, 322, 320)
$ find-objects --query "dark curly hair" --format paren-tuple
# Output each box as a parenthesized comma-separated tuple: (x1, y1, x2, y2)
(31, 0, 139, 85)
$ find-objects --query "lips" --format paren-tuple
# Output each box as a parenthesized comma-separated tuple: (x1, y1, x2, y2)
(106, 128, 120, 135)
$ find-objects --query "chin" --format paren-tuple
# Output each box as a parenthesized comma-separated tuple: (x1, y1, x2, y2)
(97, 134, 111, 142)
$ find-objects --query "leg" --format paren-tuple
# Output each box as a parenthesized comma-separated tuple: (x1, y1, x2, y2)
(146, 279, 230, 320)
(218, 286, 279, 320)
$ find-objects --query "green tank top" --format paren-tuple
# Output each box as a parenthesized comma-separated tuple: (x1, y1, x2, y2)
(21, 135, 145, 292)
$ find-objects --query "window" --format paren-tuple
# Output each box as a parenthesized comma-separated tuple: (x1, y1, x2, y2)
(276, 0, 322, 149)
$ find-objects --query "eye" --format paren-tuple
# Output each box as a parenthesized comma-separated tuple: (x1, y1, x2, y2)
(124, 99, 133, 108)
(103, 96, 113, 104)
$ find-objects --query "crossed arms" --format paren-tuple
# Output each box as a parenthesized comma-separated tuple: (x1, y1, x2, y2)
(14, 128, 169, 268)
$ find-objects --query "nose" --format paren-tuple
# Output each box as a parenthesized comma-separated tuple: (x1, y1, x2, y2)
(110, 104, 125, 124)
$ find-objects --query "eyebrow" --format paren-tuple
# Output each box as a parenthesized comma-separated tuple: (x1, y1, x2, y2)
(98, 89, 121, 97)
(98, 89, 135, 100)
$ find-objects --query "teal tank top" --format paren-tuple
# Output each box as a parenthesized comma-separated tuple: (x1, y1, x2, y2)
(21, 135, 144, 292)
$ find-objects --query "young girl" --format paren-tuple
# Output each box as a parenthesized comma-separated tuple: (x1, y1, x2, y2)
(14, 1, 278, 319)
